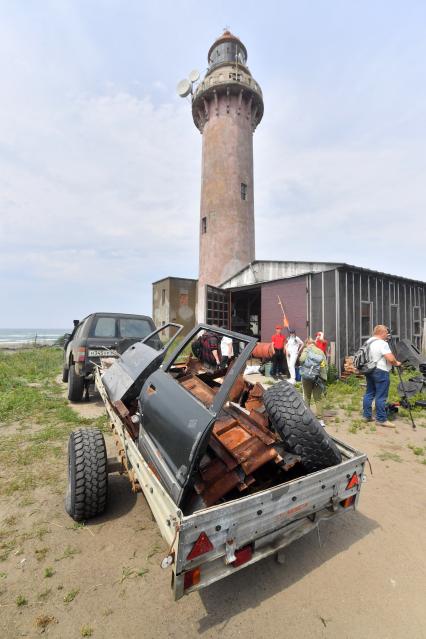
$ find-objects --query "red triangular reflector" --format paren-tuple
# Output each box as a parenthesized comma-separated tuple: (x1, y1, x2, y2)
(186, 532, 214, 561)
(346, 472, 359, 490)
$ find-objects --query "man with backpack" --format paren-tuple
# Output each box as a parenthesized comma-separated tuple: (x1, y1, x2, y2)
(199, 328, 221, 371)
(361, 325, 401, 428)
(299, 337, 328, 426)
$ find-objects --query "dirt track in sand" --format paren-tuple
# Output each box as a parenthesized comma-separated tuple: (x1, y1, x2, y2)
(1, 386, 426, 639)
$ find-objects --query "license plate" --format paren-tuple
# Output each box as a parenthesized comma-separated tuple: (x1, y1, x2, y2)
(88, 350, 116, 357)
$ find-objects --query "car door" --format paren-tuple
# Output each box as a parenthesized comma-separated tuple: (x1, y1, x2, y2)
(138, 325, 258, 507)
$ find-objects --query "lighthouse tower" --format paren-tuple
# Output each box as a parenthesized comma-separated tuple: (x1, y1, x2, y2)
(192, 30, 264, 321)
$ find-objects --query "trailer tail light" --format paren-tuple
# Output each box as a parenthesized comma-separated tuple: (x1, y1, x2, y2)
(346, 472, 359, 490)
(77, 347, 86, 363)
(341, 495, 356, 508)
(186, 532, 214, 561)
(231, 544, 253, 568)
(184, 566, 201, 590)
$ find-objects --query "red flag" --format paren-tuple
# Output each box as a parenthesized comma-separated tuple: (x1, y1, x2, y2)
(277, 296, 290, 329)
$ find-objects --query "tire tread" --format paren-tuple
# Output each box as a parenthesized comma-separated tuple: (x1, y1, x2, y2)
(264, 381, 342, 471)
(65, 428, 108, 521)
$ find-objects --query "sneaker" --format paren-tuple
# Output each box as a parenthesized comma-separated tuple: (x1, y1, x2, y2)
(375, 420, 396, 429)
(362, 417, 374, 423)
(319, 420, 325, 427)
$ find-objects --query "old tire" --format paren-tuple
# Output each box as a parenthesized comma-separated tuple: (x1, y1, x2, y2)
(65, 428, 108, 521)
(68, 365, 84, 402)
(62, 366, 69, 383)
(264, 381, 342, 472)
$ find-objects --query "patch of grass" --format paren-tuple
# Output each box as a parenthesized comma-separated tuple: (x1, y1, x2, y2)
(377, 451, 403, 463)
(3, 515, 17, 527)
(44, 566, 55, 578)
(102, 608, 113, 617)
(37, 588, 52, 602)
(35, 546, 49, 562)
(0, 571, 6, 579)
(138, 568, 149, 577)
(348, 419, 365, 434)
(16, 594, 28, 607)
(147, 543, 162, 560)
(118, 565, 149, 583)
(18, 496, 35, 508)
(63, 588, 79, 603)
(0, 348, 108, 497)
(407, 444, 424, 456)
(55, 545, 80, 561)
(35, 615, 57, 631)
(0, 526, 50, 561)
(81, 625, 93, 637)
(0, 524, 50, 561)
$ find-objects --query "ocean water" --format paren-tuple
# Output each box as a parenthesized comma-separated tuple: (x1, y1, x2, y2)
(0, 328, 69, 345)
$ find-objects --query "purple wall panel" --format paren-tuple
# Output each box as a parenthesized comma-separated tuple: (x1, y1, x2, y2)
(261, 277, 307, 342)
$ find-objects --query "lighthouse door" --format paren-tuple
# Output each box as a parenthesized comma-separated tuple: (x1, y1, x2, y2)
(205, 285, 230, 328)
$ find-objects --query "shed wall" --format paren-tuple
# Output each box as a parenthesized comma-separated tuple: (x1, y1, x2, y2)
(337, 268, 426, 356)
(261, 277, 307, 342)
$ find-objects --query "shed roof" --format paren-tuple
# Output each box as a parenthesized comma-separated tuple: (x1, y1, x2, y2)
(220, 260, 426, 289)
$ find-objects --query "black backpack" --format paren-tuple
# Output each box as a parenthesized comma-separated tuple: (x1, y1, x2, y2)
(191, 337, 202, 359)
(353, 338, 378, 374)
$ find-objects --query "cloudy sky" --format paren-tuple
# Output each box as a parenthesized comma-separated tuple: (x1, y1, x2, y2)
(1, 1, 425, 328)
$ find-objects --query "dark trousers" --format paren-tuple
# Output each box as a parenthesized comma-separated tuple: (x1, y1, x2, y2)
(363, 368, 390, 422)
(271, 348, 287, 376)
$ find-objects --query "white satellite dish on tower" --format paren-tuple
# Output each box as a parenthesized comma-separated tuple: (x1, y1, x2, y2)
(177, 78, 191, 98)
(188, 69, 200, 83)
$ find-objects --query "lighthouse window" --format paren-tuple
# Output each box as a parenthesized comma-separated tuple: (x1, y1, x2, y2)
(201, 217, 207, 234)
(241, 183, 247, 200)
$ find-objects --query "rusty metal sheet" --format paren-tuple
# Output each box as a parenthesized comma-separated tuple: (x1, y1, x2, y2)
(208, 436, 238, 470)
(226, 405, 277, 446)
(214, 425, 251, 450)
(180, 374, 216, 407)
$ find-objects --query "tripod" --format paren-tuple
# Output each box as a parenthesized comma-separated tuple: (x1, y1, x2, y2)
(388, 332, 416, 430)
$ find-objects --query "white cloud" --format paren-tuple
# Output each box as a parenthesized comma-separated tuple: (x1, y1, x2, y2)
(254, 82, 426, 277)
(1, 3, 425, 327)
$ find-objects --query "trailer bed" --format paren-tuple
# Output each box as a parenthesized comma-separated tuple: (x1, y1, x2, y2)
(95, 367, 368, 599)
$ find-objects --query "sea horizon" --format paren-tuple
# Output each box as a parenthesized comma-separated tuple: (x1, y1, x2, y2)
(0, 328, 69, 344)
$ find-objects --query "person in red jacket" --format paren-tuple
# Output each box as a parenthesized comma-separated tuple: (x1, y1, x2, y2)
(315, 331, 328, 355)
(271, 325, 287, 378)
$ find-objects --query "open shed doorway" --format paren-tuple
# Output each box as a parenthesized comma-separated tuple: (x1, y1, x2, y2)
(230, 287, 261, 338)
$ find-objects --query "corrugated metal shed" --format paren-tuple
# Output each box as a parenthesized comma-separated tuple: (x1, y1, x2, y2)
(220, 260, 341, 288)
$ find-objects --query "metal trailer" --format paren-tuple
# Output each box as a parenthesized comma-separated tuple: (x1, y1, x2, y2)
(95, 367, 368, 600)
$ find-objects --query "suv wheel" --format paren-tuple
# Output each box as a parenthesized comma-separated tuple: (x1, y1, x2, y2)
(68, 364, 84, 402)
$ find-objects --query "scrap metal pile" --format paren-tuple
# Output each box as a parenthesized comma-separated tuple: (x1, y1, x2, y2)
(101, 325, 342, 512)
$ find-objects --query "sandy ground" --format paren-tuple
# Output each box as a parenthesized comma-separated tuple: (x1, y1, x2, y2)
(1, 382, 426, 639)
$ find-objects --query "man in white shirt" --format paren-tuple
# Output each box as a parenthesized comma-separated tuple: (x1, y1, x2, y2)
(220, 332, 234, 367)
(285, 328, 303, 384)
(362, 325, 401, 427)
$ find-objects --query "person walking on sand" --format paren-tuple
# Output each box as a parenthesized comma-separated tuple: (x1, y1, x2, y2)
(362, 324, 401, 428)
(299, 338, 327, 426)
(285, 328, 303, 384)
